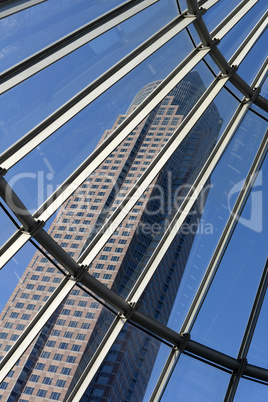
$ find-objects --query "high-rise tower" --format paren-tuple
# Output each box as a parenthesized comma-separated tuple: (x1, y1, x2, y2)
(0, 72, 221, 401)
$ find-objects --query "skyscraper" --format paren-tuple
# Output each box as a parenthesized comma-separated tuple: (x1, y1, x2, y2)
(0, 72, 221, 401)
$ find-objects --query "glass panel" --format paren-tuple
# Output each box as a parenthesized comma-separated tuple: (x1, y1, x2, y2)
(234, 378, 268, 401)
(0, 243, 66, 359)
(203, 0, 242, 33)
(247, 285, 268, 369)
(37, 63, 217, 287)
(237, 29, 268, 85)
(218, 0, 267, 61)
(0, 0, 179, 152)
(162, 353, 230, 401)
(80, 321, 171, 402)
(0, 0, 131, 72)
(224, 81, 245, 101)
(5, 30, 194, 211)
(245, 157, 267, 369)
(250, 104, 268, 121)
(0, 205, 18, 248)
(143, 343, 172, 401)
(0, 280, 115, 400)
(191, 153, 267, 356)
(260, 77, 268, 99)
(136, 108, 266, 332)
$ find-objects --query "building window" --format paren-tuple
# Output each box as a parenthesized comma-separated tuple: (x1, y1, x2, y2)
(42, 377, 52, 385)
(61, 367, 72, 375)
(50, 392, 61, 400)
(59, 342, 68, 350)
(37, 389, 47, 397)
(23, 387, 34, 395)
(48, 365, 58, 373)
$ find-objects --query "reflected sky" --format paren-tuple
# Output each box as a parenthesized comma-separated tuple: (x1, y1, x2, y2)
(162, 353, 230, 401)
(164, 110, 267, 334)
(191, 153, 267, 356)
(0, 0, 128, 72)
(4, 30, 194, 212)
(0, 0, 179, 154)
(0, 205, 18, 249)
(0, 0, 267, 399)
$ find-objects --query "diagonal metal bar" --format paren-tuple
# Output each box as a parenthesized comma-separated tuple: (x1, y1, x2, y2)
(0, 0, 159, 94)
(228, 12, 268, 67)
(0, 11, 198, 170)
(77, 72, 232, 266)
(211, 0, 259, 39)
(148, 132, 267, 401)
(126, 97, 253, 305)
(0, 276, 76, 382)
(224, 258, 268, 402)
(66, 316, 126, 402)
(180, 132, 268, 335)
(0, 0, 46, 19)
(0, 44, 211, 270)
(186, 0, 268, 111)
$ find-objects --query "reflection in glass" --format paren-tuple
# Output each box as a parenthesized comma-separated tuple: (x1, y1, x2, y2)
(0, 279, 115, 400)
(0, 205, 18, 248)
(4, 30, 194, 211)
(237, 29, 268, 86)
(162, 353, 230, 401)
(218, 0, 267, 61)
(0, 0, 179, 153)
(244, 158, 268, 369)
(0, 242, 36, 315)
(0, 0, 128, 73)
(162, 110, 266, 335)
(80, 322, 171, 402)
(191, 153, 267, 356)
(203, 0, 241, 33)
(234, 378, 268, 402)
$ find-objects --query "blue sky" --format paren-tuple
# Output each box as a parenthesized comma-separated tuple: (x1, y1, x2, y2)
(0, 0, 267, 399)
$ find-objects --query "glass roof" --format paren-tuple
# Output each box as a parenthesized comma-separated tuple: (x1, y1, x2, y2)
(0, 0, 267, 400)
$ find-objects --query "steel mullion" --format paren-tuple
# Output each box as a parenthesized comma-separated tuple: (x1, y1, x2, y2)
(0, 276, 76, 382)
(0, 46, 210, 270)
(149, 134, 267, 400)
(78, 74, 231, 267)
(211, 0, 259, 40)
(0, 231, 30, 269)
(126, 62, 268, 305)
(149, 347, 180, 401)
(0, 0, 45, 19)
(11, 2, 264, 220)
(228, 12, 268, 67)
(1, 177, 268, 388)
(34, 47, 207, 223)
(180, 132, 268, 335)
(126, 99, 253, 305)
(251, 60, 268, 89)
(224, 258, 268, 402)
(0, 12, 198, 170)
(0, 0, 159, 94)
(66, 316, 126, 402)
(186, 0, 268, 111)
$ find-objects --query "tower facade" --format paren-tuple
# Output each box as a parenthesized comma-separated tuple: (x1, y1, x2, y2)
(0, 72, 221, 401)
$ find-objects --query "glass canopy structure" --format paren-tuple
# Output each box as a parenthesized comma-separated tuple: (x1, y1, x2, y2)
(0, 0, 267, 401)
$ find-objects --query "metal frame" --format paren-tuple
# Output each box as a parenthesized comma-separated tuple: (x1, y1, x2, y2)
(0, 0, 46, 19)
(150, 129, 267, 401)
(0, 10, 204, 170)
(0, 0, 159, 93)
(1, 5, 265, 269)
(1, 0, 268, 399)
(224, 258, 268, 401)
